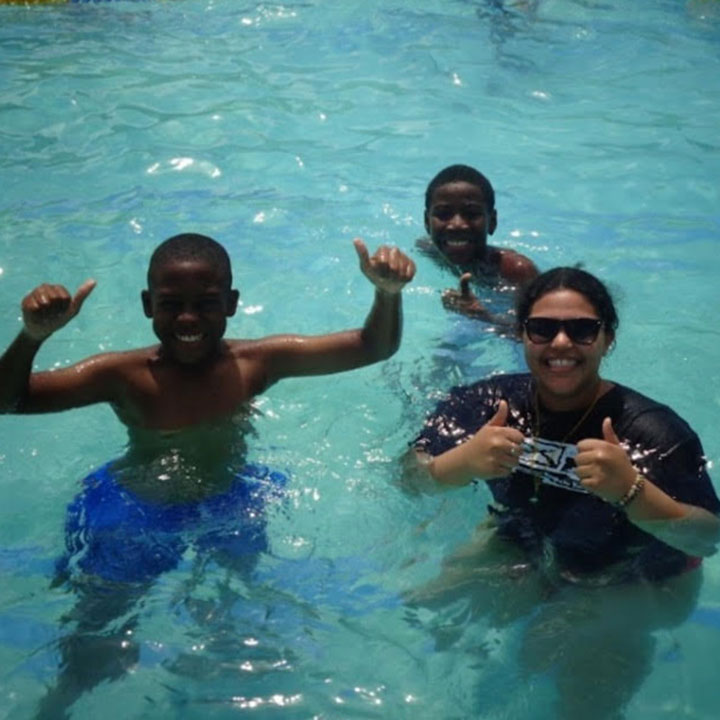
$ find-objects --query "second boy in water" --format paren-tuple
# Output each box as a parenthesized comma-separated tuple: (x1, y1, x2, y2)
(419, 164, 538, 323)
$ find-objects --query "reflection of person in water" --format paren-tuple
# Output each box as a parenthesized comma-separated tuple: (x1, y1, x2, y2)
(404, 266, 719, 719)
(0, 232, 415, 718)
(476, 0, 541, 70)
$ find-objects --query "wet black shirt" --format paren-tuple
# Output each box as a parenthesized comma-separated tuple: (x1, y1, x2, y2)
(414, 373, 720, 581)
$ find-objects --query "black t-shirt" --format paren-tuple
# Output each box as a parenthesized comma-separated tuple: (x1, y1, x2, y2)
(414, 373, 720, 581)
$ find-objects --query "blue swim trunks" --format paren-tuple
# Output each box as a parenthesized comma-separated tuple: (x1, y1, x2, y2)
(56, 463, 289, 584)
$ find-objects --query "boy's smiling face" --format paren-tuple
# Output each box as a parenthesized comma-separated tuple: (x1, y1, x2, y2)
(424, 181, 497, 266)
(142, 258, 239, 366)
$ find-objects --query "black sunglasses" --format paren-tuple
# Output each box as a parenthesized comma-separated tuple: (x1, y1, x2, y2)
(524, 317, 603, 345)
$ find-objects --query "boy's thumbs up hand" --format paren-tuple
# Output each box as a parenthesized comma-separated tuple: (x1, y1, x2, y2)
(22, 280, 97, 341)
(353, 238, 416, 294)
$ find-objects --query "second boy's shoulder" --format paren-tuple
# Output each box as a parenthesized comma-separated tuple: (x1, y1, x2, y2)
(492, 247, 539, 284)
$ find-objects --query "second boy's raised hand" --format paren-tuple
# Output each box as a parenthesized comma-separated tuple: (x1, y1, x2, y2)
(353, 238, 416, 294)
(441, 272, 493, 321)
(21, 280, 97, 341)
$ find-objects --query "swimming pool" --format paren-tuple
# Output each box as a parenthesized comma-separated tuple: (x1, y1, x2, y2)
(1, 0, 719, 717)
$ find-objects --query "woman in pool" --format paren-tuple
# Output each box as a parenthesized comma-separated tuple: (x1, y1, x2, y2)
(407, 266, 720, 719)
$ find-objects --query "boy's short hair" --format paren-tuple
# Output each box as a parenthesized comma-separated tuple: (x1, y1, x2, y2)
(148, 234, 232, 287)
(424, 164, 495, 212)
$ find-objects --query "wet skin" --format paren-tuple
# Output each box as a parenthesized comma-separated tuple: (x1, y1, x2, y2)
(5, 239, 414, 434)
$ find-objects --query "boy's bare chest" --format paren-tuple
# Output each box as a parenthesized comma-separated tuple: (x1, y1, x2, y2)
(119, 357, 264, 429)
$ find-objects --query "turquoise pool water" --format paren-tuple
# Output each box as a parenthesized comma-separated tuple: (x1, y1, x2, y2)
(1, 1, 719, 718)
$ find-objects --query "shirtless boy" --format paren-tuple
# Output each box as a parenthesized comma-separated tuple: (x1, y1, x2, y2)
(419, 164, 538, 322)
(0, 232, 415, 498)
(1, 232, 414, 718)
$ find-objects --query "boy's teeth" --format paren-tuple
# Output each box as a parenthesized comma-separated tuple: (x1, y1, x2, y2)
(177, 333, 202, 342)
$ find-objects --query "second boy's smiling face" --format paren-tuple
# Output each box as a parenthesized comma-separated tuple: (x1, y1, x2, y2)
(424, 181, 497, 266)
(142, 258, 239, 366)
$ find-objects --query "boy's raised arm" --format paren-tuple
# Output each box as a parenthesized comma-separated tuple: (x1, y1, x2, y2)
(0, 280, 96, 412)
(260, 239, 415, 382)
(353, 238, 416, 359)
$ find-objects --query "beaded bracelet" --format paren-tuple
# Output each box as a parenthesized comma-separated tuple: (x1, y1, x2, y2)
(615, 474, 646, 509)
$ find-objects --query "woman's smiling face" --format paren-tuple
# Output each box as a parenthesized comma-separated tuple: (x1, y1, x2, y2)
(523, 288, 613, 411)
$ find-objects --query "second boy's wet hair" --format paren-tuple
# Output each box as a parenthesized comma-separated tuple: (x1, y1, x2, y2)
(148, 233, 233, 288)
(424, 164, 496, 212)
(515, 266, 619, 336)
